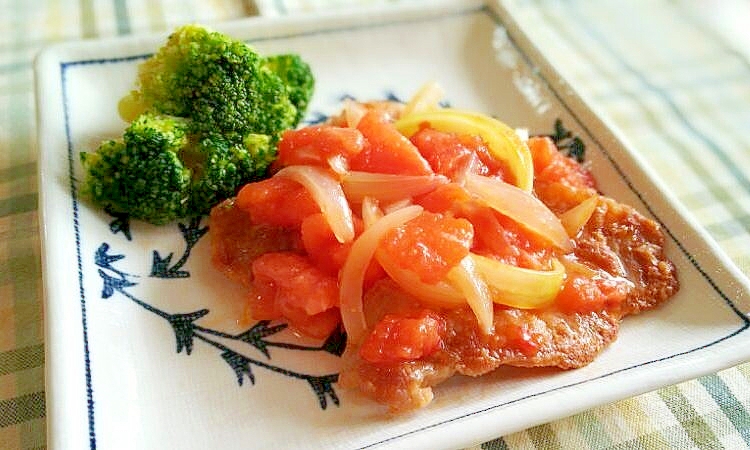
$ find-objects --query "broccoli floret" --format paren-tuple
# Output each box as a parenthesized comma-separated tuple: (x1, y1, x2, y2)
(131, 24, 301, 139)
(80, 114, 279, 224)
(263, 54, 315, 124)
(81, 24, 316, 225)
(188, 132, 275, 214)
(80, 114, 192, 225)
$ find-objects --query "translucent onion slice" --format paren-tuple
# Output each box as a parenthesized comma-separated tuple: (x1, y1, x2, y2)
(471, 253, 566, 309)
(275, 165, 355, 244)
(395, 108, 534, 192)
(465, 173, 572, 252)
(376, 252, 464, 308)
(382, 198, 414, 215)
(339, 205, 424, 345)
(562, 254, 634, 291)
(327, 154, 349, 176)
(343, 98, 367, 128)
(401, 81, 445, 117)
(559, 195, 599, 237)
(361, 196, 383, 228)
(445, 256, 494, 334)
(342, 171, 449, 203)
(560, 254, 598, 278)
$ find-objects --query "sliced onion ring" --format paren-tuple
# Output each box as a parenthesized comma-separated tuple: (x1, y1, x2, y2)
(275, 165, 355, 244)
(465, 173, 572, 252)
(339, 205, 424, 345)
(401, 81, 445, 117)
(342, 171, 449, 204)
(361, 196, 383, 229)
(382, 198, 414, 215)
(559, 195, 599, 237)
(327, 154, 349, 176)
(376, 252, 464, 308)
(471, 253, 566, 309)
(445, 256, 494, 334)
(342, 98, 367, 128)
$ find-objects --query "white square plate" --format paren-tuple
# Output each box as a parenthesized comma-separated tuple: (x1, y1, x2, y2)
(35, 1, 750, 448)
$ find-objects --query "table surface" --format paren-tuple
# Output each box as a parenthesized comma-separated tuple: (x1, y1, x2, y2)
(2, 0, 749, 448)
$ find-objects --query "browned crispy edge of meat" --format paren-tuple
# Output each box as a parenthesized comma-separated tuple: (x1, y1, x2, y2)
(209, 199, 301, 287)
(339, 307, 624, 412)
(575, 196, 679, 314)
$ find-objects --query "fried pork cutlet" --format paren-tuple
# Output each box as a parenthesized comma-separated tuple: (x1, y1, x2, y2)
(339, 191, 679, 412)
(209, 109, 680, 412)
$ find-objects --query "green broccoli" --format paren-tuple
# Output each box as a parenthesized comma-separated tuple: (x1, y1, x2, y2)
(188, 132, 275, 215)
(80, 113, 278, 225)
(123, 24, 306, 140)
(81, 24, 315, 225)
(263, 54, 315, 124)
(79, 114, 193, 225)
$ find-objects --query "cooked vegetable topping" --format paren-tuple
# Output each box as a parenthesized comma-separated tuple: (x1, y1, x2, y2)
(358, 309, 444, 363)
(395, 108, 535, 191)
(208, 84, 679, 412)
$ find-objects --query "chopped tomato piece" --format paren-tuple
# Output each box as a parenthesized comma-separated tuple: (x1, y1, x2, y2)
(528, 136, 596, 191)
(410, 127, 511, 181)
(350, 110, 433, 175)
(467, 208, 552, 270)
(249, 251, 341, 340)
(416, 183, 472, 214)
(236, 177, 320, 227)
(301, 213, 357, 275)
(379, 211, 473, 284)
(493, 320, 539, 357)
(359, 309, 444, 363)
(276, 125, 365, 167)
(555, 273, 630, 313)
(418, 183, 553, 269)
(278, 305, 342, 340)
(301, 213, 385, 287)
(410, 127, 481, 179)
(251, 252, 339, 316)
(462, 132, 513, 181)
(527, 136, 557, 174)
(528, 136, 598, 213)
(246, 281, 282, 321)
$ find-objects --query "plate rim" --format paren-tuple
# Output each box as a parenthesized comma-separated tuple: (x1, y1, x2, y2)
(35, 1, 750, 448)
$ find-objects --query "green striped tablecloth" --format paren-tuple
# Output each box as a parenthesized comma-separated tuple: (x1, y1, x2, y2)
(2, 0, 749, 448)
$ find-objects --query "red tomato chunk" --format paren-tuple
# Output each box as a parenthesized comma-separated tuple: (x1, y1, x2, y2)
(555, 273, 631, 314)
(531, 136, 595, 191)
(252, 252, 339, 316)
(250, 252, 341, 338)
(359, 310, 444, 364)
(410, 127, 510, 181)
(350, 110, 433, 175)
(527, 136, 597, 213)
(236, 177, 319, 228)
(493, 319, 540, 357)
(379, 211, 474, 284)
(465, 208, 553, 270)
(276, 125, 365, 167)
(410, 127, 481, 180)
(417, 184, 552, 270)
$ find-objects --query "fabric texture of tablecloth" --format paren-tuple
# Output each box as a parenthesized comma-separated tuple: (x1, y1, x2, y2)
(2, 0, 749, 448)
